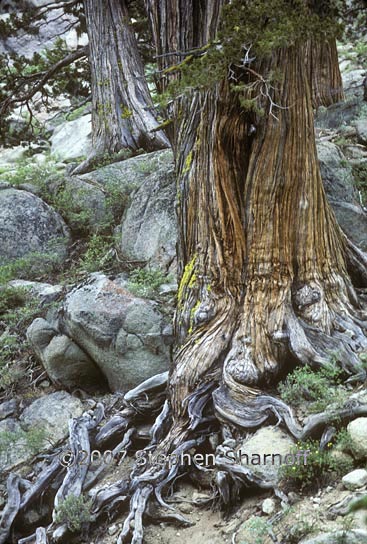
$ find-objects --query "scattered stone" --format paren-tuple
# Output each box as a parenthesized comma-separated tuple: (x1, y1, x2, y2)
(316, 141, 367, 251)
(0, 145, 26, 166)
(0, 399, 17, 420)
(342, 69, 367, 98)
(342, 469, 367, 491)
(315, 96, 365, 130)
(108, 525, 118, 536)
(58, 175, 110, 232)
(179, 503, 192, 514)
(192, 491, 211, 503)
(356, 120, 367, 145)
(347, 418, 367, 460)
(262, 498, 276, 514)
(119, 149, 176, 270)
(0, 189, 70, 267)
(17, 183, 43, 196)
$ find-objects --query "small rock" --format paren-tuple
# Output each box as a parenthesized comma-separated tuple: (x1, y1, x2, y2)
(262, 498, 276, 514)
(348, 418, 367, 460)
(342, 469, 367, 490)
(192, 491, 211, 503)
(179, 503, 192, 514)
(39, 380, 50, 389)
(0, 399, 17, 420)
(288, 491, 300, 504)
(356, 119, 367, 145)
(108, 524, 118, 536)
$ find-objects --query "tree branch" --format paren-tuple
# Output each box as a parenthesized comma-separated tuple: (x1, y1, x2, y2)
(0, 45, 88, 117)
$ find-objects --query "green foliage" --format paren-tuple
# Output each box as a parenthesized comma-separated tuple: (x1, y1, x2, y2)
(163, 0, 344, 105)
(0, 426, 46, 460)
(0, 159, 63, 188)
(278, 358, 347, 412)
(0, 284, 58, 392)
(128, 267, 167, 298)
(0, 333, 21, 390)
(65, 103, 89, 122)
(353, 162, 367, 205)
(280, 438, 352, 491)
(0, 34, 90, 146)
(78, 234, 115, 273)
(239, 516, 271, 544)
(0, 250, 62, 284)
(54, 494, 92, 533)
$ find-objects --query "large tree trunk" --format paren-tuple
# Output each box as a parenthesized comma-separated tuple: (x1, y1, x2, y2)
(74, 0, 169, 173)
(114, 1, 367, 540)
(147, 1, 367, 429)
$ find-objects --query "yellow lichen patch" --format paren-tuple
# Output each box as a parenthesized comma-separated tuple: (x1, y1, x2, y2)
(182, 150, 193, 175)
(177, 254, 197, 308)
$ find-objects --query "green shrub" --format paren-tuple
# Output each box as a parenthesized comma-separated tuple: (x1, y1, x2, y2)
(0, 333, 21, 390)
(278, 360, 346, 412)
(0, 160, 63, 189)
(239, 516, 271, 544)
(0, 249, 64, 284)
(78, 234, 115, 273)
(353, 163, 367, 206)
(279, 438, 353, 491)
(128, 267, 167, 298)
(0, 426, 46, 461)
(55, 494, 92, 532)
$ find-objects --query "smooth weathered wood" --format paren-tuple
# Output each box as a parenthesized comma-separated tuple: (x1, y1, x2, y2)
(0, 474, 21, 544)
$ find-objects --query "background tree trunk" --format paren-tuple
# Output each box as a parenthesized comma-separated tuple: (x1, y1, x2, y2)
(76, 0, 169, 172)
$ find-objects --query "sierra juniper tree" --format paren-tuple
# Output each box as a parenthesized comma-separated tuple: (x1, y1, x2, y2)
(73, 0, 169, 173)
(117, 0, 367, 540)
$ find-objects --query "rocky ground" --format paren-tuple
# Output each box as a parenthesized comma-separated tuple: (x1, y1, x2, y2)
(0, 21, 367, 544)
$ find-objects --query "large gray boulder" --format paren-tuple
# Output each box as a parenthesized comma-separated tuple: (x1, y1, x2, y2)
(61, 274, 171, 392)
(317, 141, 367, 251)
(27, 317, 106, 392)
(118, 150, 176, 270)
(51, 114, 92, 161)
(0, 189, 70, 266)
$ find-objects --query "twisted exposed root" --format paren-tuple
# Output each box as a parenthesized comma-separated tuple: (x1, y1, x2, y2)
(117, 485, 153, 544)
(0, 474, 21, 544)
(213, 383, 302, 438)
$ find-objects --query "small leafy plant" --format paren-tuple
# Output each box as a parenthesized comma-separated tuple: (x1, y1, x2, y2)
(279, 438, 353, 491)
(55, 494, 92, 532)
(128, 267, 167, 298)
(278, 359, 346, 412)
